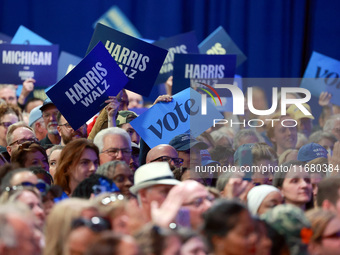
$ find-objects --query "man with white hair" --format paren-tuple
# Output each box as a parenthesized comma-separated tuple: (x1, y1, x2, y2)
(94, 127, 131, 165)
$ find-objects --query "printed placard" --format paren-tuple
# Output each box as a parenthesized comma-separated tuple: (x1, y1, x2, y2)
(93, 5, 142, 38)
(198, 26, 247, 67)
(57, 51, 82, 81)
(86, 23, 168, 96)
(300, 51, 340, 105)
(153, 31, 199, 84)
(11, 25, 52, 45)
(0, 44, 58, 86)
(47, 42, 129, 130)
(172, 53, 237, 95)
(130, 87, 223, 148)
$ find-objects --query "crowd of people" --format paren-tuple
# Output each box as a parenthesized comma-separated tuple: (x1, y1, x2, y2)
(0, 77, 340, 255)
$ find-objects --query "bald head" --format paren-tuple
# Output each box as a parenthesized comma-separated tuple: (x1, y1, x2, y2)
(146, 144, 178, 163)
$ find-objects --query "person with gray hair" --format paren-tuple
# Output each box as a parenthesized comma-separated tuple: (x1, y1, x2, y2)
(308, 130, 337, 152)
(323, 114, 340, 141)
(96, 160, 133, 197)
(0, 202, 40, 255)
(94, 127, 131, 165)
(28, 105, 47, 141)
(232, 129, 263, 150)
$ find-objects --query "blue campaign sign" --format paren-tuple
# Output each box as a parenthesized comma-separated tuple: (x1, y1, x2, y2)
(86, 23, 168, 97)
(93, 5, 142, 38)
(130, 87, 223, 148)
(0, 33, 12, 44)
(57, 51, 82, 81)
(47, 42, 129, 130)
(0, 44, 58, 87)
(198, 26, 247, 67)
(11, 25, 52, 45)
(300, 51, 340, 105)
(172, 53, 237, 95)
(153, 31, 199, 84)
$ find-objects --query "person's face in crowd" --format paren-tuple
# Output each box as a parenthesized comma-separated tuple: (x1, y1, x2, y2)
(257, 191, 283, 215)
(111, 211, 129, 235)
(0, 88, 17, 105)
(213, 210, 257, 255)
(7, 127, 36, 155)
(182, 181, 213, 230)
(141, 184, 174, 207)
(311, 217, 340, 255)
(116, 236, 140, 255)
(180, 236, 208, 255)
(311, 172, 323, 203)
(0, 113, 18, 146)
(10, 171, 38, 186)
(49, 149, 62, 178)
(298, 118, 313, 138)
(70, 148, 99, 188)
(271, 117, 297, 155)
(252, 159, 277, 185)
(331, 119, 340, 141)
(4, 215, 38, 255)
(24, 151, 49, 172)
(112, 163, 133, 198)
(42, 105, 59, 135)
(67, 226, 99, 255)
(255, 221, 272, 255)
(214, 136, 231, 147)
(129, 152, 139, 172)
(238, 135, 259, 148)
(16, 190, 45, 229)
(57, 115, 87, 145)
(178, 147, 201, 169)
(25, 100, 43, 114)
(100, 134, 131, 165)
(147, 145, 180, 169)
(126, 90, 143, 109)
(120, 123, 140, 144)
(281, 166, 312, 208)
(162, 235, 182, 255)
(318, 138, 335, 154)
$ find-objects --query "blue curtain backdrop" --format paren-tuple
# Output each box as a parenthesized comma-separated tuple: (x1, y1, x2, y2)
(0, 0, 339, 79)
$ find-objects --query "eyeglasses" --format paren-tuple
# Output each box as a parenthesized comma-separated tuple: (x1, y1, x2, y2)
(71, 216, 111, 232)
(182, 195, 215, 208)
(0, 122, 14, 128)
(42, 111, 59, 120)
(323, 231, 340, 239)
(101, 194, 125, 205)
(101, 148, 131, 157)
(150, 156, 184, 167)
(58, 122, 72, 129)
(9, 137, 39, 146)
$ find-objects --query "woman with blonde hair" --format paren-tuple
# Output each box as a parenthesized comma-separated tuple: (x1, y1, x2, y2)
(54, 138, 99, 195)
(306, 208, 340, 255)
(44, 198, 97, 255)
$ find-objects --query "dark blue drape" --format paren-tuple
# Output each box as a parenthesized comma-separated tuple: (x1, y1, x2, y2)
(0, 0, 339, 79)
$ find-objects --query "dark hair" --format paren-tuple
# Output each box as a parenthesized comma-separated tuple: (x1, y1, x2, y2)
(272, 160, 305, 188)
(72, 174, 116, 199)
(24, 97, 43, 112)
(317, 177, 340, 207)
(202, 199, 247, 250)
(30, 166, 53, 185)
